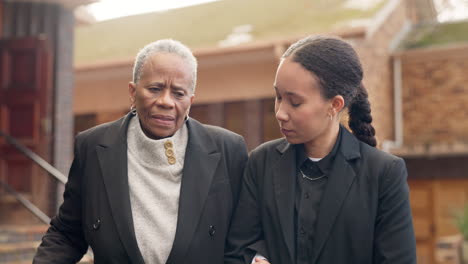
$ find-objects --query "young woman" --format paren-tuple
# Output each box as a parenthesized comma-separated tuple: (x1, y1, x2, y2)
(225, 35, 416, 264)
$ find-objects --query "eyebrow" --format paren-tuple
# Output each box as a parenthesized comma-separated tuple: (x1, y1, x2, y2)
(145, 82, 187, 91)
(145, 82, 164, 88)
(171, 87, 188, 93)
(274, 85, 301, 97)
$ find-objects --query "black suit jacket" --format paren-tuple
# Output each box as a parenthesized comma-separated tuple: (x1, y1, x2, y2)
(225, 127, 416, 264)
(34, 113, 248, 264)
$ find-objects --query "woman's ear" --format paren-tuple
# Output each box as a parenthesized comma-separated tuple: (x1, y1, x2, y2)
(128, 82, 136, 99)
(330, 95, 345, 115)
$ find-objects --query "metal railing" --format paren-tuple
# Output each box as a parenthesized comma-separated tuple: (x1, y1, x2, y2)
(0, 130, 67, 184)
(0, 180, 51, 223)
(0, 130, 67, 224)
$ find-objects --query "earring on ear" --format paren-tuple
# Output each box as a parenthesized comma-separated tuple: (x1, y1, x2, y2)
(129, 97, 137, 114)
(184, 107, 191, 121)
(328, 113, 333, 121)
(130, 104, 136, 115)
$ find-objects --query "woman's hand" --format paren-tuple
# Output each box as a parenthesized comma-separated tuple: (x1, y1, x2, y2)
(254, 257, 271, 264)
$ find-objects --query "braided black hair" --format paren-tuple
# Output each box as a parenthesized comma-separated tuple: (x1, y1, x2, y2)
(282, 35, 376, 147)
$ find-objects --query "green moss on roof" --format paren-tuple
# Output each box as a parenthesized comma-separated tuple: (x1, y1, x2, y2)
(75, 0, 385, 66)
(401, 20, 468, 49)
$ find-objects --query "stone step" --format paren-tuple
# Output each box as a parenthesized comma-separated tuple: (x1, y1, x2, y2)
(0, 241, 39, 263)
(0, 225, 48, 244)
(0, 225, 93, 263)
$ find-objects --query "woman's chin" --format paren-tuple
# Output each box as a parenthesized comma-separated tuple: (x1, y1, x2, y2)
(283, 136, 303, 145)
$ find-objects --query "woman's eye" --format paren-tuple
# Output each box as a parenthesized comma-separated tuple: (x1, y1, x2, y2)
(149, 87, 161, 92)
(173, 91, 185, 98)
(291, 102, 301, 107)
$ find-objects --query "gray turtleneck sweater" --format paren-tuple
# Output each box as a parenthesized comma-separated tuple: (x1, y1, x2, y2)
(127, 116, 188, 264)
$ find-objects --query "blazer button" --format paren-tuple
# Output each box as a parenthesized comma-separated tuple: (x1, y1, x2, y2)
(208, 225, 216, 236)
(93, 218, 101, 230)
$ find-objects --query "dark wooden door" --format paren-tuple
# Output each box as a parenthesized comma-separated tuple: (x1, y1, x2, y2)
(408, 179, 435, 264)
(0, 37, 52, 219)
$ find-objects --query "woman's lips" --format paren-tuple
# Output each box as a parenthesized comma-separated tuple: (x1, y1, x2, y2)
(150, 115, 175, 126)
(281, 128, 295, 136)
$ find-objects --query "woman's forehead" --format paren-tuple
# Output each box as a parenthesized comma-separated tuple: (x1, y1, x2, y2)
(275, 60, 321, 94)
(140, 54, 192, 82)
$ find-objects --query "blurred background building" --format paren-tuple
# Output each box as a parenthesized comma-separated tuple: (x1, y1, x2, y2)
(0, 0, 467, 263)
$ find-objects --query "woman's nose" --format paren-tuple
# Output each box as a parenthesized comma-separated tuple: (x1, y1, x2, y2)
(156, 89, 174, 107)
(275, 103, 288, 122)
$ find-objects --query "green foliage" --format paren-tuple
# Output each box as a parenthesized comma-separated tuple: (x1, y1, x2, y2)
(455, 204, 468, 240)
(402, 21, 468, 49)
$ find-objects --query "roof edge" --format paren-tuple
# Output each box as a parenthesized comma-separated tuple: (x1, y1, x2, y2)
(75, 26, 366, 72)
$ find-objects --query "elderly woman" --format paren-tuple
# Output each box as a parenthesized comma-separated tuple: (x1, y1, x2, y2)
(34, 39, 248, 264)
(225, 35, 416, 264)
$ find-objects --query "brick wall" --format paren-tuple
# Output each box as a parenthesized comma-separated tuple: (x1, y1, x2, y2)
(400, 44, 468, 145)
(353, 0, 409, 145)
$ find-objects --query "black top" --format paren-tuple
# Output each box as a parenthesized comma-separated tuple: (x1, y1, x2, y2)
(294, 127, 342, 263)
(225, 125, 415, 264)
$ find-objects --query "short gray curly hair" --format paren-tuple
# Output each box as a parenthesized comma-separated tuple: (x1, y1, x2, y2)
(132, 39, 198, 92)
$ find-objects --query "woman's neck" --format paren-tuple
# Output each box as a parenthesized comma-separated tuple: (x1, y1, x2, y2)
(304, 123, 340, 158)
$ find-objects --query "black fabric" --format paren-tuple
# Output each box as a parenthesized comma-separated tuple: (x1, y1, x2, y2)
(33, 113, 249, 264)
(225, 125, 416, 264)
(295, 176, 327, 263)
(294, 127, 342, 263)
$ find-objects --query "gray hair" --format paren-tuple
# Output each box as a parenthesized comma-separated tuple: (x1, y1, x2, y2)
(132, 39, 198, 92)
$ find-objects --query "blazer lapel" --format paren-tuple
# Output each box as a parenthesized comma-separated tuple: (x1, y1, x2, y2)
(311, 127, 360, 263)
(272, 140, 297, 263)
(166, 119, 221, 264)
(96, 113, 145, 264)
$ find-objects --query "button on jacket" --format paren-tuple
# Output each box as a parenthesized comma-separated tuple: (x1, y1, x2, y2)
(34, 113, 248, 264)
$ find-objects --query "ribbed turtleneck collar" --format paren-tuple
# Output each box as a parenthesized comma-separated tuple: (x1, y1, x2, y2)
(127, 115, 188, 168)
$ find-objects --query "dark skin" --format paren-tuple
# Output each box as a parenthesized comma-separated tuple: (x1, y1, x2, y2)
(128, 52, 194, 139)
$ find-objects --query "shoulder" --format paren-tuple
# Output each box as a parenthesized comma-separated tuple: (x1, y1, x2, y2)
(249, 137, 287, 160)
(358, 142, 405, 170)
(356, 141, 407, 192)
(75, 115, 127, 146)
(203, 124, 243, 142)
(252, 138, 286, 153)
(360, 142, 402, 163)
(188, 118, 244, 145)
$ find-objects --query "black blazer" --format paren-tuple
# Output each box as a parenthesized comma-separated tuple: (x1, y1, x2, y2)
(34, 113, 248, 264)
(225, 127, 416, 264)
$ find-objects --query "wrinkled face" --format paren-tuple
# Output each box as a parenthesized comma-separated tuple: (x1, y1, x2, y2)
(129, 53, 194, 139)
(274, 57, 333, 146)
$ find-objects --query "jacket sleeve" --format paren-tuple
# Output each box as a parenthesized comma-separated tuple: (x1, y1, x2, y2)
(33, 136, 88, 263)
(373, 158, 416, 264)
(225, 153, 267, 264)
